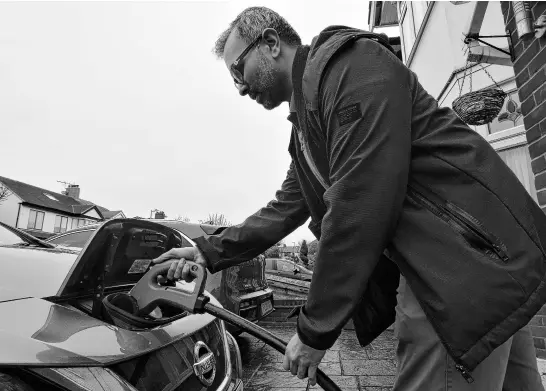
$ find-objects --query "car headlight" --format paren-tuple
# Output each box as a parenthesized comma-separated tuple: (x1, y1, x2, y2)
(226, 331, 243, 380)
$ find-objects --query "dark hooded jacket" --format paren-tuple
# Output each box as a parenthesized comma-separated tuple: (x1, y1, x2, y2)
(194, 26, 546, 378)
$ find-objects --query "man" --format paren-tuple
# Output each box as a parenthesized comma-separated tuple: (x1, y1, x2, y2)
(153, 6, 546, 390)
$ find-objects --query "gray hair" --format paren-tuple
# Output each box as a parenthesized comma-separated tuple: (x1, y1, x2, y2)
(213, 6, 302, 59)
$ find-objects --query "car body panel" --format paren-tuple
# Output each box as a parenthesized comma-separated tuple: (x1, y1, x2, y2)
(0, 246, 79, 299)
(57, 219, 185, 297)
(0, 293, 220, 366)
(47, 219, 275, 329)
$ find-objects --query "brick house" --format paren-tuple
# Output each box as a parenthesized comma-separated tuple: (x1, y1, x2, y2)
(0, 176, 124, 239)
(499, 1, 546, 357)
(368, 1, 545, 355)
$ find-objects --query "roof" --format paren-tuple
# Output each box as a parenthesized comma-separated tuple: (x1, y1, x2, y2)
(101, 210, 124, 219)
(0, 176, 117, 219)
(280, 246, 299, 252)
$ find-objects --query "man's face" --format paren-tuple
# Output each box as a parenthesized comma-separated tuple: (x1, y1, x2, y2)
(223, 31, 284, 111)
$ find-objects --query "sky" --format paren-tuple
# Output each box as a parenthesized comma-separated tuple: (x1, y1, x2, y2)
(0, 0, 373, 246)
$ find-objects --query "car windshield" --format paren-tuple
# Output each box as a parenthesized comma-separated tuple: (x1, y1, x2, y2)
(47, 229, 95, 249)
(0, 224, 29, 246)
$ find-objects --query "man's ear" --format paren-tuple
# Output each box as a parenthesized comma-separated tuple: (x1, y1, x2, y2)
(261, 28, 281, 58)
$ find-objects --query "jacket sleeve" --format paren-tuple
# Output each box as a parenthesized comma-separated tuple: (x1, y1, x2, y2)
(194, 160, 310, 273)
(296, 39, 412, 350)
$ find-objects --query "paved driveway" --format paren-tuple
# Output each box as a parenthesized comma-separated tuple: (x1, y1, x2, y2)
(238, 325, 397, 390)
(238, 324, 546, 390)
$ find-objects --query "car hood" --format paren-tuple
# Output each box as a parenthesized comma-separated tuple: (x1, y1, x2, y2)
(0, 294, 219, 366)
(58, 219, 184, 297)
(0, 246, 80, 299)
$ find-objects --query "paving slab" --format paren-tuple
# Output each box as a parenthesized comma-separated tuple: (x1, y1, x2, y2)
(239, 324, 396, 390)
(240, 324, 546, 390)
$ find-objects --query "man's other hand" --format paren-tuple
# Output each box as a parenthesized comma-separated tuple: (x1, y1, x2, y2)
(283, 332, 326, 386)
(152, 247, 209, 282)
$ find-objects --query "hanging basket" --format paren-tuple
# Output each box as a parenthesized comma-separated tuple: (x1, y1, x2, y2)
(452, 88, 507, 126)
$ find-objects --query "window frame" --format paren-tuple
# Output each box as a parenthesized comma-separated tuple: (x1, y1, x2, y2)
(54, 215, 69, 234)
(472, 79, 526, 152)
(398, 1, 432, 63)
(27, 209, 45, 231)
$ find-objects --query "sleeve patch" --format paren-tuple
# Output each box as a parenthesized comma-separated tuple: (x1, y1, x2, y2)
(336, 102, 362, 126)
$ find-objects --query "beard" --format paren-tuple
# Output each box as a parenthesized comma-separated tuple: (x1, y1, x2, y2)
(251, 52, 282, 110)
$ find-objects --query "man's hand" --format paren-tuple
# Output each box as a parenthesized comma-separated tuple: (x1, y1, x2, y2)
(283, 333, 326, 386)
(152, 247, 209, 282)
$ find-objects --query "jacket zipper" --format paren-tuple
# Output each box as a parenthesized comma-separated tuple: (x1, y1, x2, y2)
(407, 184, 509, 262)
(296, 127, 330, 190)
(455, 364, 474, 383)
(406, 183, 514, 383)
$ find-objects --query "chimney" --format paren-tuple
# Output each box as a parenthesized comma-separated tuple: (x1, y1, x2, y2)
(66, 184, 80, 199)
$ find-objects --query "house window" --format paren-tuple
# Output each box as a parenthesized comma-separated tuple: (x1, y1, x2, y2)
(43, 193, 59, 201)
(373, 1, 399, 28)
(412, 1, 429, 35)
(27, 210, 45, 230)
(487, 89, 523, 134)
(398, 1, 430, 61)
(54, 215, 69, 233)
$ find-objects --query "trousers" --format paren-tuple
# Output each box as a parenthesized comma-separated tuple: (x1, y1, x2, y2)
(393, 276, 544, 391)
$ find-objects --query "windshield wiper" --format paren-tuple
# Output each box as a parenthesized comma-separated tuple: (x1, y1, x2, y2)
(11, 242, 31, 247)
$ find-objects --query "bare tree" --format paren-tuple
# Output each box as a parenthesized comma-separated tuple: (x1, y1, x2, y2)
(0, 184, 12, 205)
(173, 215, 191, 222)
(199, 213, 232, 226)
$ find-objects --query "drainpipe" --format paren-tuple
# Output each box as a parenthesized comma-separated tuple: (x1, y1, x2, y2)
(15, 203, 21, 228)
(466, 41, 513, 66)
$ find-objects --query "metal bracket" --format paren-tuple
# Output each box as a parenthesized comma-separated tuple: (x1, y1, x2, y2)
(464, 31, 515, 62)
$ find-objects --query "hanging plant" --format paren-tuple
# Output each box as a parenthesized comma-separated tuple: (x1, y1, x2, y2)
(452, 63, 507, 126)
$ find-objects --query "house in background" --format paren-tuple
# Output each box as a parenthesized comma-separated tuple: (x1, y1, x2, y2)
(0, 176, 125, 239)
(279, 245, 299, 258)
(371, 0, 546, 357)
(381, 1, 542, 202)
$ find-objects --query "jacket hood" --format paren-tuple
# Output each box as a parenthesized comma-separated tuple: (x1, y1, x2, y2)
(302, 26, 393, 110)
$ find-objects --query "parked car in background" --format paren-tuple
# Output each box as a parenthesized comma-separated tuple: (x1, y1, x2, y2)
(0, 219, 243, 391)
(264, 258, 313, 299)
(47, 219, 275, 335)
(265, 258, 313, 282)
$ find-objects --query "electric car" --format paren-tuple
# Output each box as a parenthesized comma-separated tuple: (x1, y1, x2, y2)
(0, 219, 243, 391)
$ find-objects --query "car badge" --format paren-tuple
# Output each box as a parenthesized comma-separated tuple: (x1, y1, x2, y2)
(193, 341, 216, 386)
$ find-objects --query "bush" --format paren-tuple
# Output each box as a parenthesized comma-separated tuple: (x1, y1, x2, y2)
(265, 246, 280, 258)
(307, 254, 316, 271)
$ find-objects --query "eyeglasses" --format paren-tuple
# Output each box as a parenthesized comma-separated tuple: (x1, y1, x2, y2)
(230, 35, 262, 86)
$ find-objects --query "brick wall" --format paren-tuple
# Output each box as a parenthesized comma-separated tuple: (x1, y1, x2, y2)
(501, 1, 546, 358)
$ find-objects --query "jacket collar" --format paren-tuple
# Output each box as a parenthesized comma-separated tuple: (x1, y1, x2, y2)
(287, 45, 310, 125)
